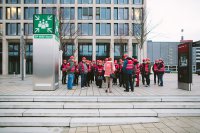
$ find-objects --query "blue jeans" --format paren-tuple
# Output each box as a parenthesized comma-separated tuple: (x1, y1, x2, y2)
(81, 73, 87, 87)
(67, 74, 74, 89)
(158, 73, 164, 86)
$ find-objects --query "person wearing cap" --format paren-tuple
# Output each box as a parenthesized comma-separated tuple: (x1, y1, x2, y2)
(144, 58, 151, 87)
(134, 59, 140, 87)
(61, 59, 67, 84)
(104, 57, 115, 93)
(86, 60, 92, 87)
(118, 59, 124, 87)
(152, 59, 159, 85)
(157, 59, 165, 86)
(96, 60, 104, 88)
(140, 58, 146, 85)
(122, 54, 134, 92)
(113, 60, 119, 85)
(78, 57, 88, 89)
(67, 56, 75, 90)
(74, 61, 79, 85)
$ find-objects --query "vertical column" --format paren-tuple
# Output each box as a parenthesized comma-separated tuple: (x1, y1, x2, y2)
(74, 39, 78, 61)
(110, 0, 114, 61)
(74, 0, 78, 62)
(128, 38, 132, 57)
(92, 39, 96, 61)
(2, 38, 8, 75)
(110, 39, 114, 61)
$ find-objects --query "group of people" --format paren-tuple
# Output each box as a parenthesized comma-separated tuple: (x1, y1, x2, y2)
(61, 54, 165, 93)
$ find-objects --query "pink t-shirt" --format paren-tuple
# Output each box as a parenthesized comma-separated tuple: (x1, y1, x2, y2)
(104, 61, 115, 77)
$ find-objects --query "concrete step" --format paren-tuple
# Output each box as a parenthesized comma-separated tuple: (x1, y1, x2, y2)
(1, 102, 200, 109)
(0, 109, 157, 117)
(153, 109, 200, 117)
(0, 117, 159, 127)
(0, 117, 70, 127)
(1, 95, 200, 102)
(70, 117, 159, 127)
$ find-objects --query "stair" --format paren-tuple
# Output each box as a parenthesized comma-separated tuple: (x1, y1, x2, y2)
(0, 95, 200, 127)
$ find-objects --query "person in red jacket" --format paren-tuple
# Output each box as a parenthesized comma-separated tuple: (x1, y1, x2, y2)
(152, 59, 159, 85)
(134, 59, 140, 87)
(86, 60, 92, 87)
(74, 61, 79, 85)
(140, 59, 146, 85)
(145, 58, 151, 87)
(96, 60, 104, 88)
(61, 59, 67, 84)
(158, 59, 165, 86)
(113, 60, 119, 85)
(118, 59, 124, 87)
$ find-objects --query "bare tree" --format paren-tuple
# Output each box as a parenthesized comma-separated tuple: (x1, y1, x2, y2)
(57, 7, 79, 59)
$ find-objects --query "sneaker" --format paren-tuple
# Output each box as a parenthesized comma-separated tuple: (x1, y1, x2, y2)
(105, 90, 108, 93)
(124, 90, 129, 92)
(81, 87, 85, 90)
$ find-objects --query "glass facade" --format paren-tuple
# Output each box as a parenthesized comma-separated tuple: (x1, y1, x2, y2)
(96, 23, 111, 36)
(114, 8, 128, 20)
(6, 23, 21, 36)
(96, 0, 111, 4)
(61, 0, 75, 4)
(42, 7, 57, 15)
(6, 7, 21, 20)
(61, 23, 75, 36)
(78, 23, 93, 36)
(78, 43, 92, 61)
(133, 0, 143, 5)
(8, 43, 20, 74)
(114, 43, 128, 60)
(96, 7, 111, 20)
(24, 0, 39, 4)
(61, 7, 75, 20)
(6, 0, 20, 4)
(0, 7, 2, 20)
(0, 23, 2, 35)
(132, 43, 138, 59)
(24, 23, 33, 35)
(132, 8, 143, 20)
(42, 0, 57, 4)
(114, 0, 128, 4)
(24, 7, 38, 20)
(26, 43, 33, 74)
(63, 44, 75, 59)
(133, 23, 142, 36)
(114, 23, 129, 36)
(96, 43, 110, 60)
(78, 0, 93, 4)
(78, 7, 93, 20)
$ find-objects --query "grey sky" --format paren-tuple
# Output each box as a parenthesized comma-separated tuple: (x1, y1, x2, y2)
(147, 0, 200, 42)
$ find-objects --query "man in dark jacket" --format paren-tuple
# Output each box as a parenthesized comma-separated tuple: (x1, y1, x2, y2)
(78, 57, 88, 89)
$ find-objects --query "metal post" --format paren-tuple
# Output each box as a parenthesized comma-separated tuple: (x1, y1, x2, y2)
(20, 33, 24, 80)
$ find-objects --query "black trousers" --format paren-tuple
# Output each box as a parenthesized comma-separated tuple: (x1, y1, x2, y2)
(154, 72, 159, 84)
(141, 73, 145, 85)
(74, 73, 79, 85)
(125, 73, 134, 91)
(62, 72, 67, 84)
(145, 73, 150, 86)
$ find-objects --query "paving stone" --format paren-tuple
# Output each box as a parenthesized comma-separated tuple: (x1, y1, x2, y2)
(23, 109, 99, 117)
(88, 127, 99, 132)
(169, 126, 188, 133)
(99, 109, 157, 117)
(109, 125, 122, 131)
(132, 124, 145, 130)
(0, 109, 27, 116)
(153, 123, 167, 128)
(142, 123, 155, 128)
(122, 128, 136, 133)
(159, 127, 176, 133)
(120, 125, 133, 129)
(68, 128, 77, 133)
(145, 127, 162, 133)
(183, 127, 200, 133)
(76, 127, 87, 132)
(99, 126, 110, 131)
(135, 129, 149, 133)
(0, 117, 70, 127)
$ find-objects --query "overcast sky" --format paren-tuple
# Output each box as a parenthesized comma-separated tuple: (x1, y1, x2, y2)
(147, 0, 200, 42)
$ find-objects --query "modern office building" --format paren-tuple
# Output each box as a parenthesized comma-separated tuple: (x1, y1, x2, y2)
(0, 0, 146, 75)
(147, 40, 197, 72)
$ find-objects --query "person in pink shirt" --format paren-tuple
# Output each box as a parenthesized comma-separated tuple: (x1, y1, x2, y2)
(104, 57, 115, 93)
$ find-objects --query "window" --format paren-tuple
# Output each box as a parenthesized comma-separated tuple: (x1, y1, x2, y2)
(79, 43, 92, 56)
(64, 44, 75, 56)
(114, 23, 129, 36)
(61, 23, 75, 36)
(6, 7, 21, 20)
(96, 23, 111, 36)
(78, 0, 93, 4)
(42, 7, 57, 15)
(61, 7, 75, 20)
(114, 0, 128, 4)
(96, 7, 111, 20)
(24, 0, 39, 4)
(26, 43, 33, 74)
(78, 23, 93, 36)
(0, 23, 3, 35)
(6, 23, 21, 36)
(78, 7, 93, 20)
(96, 0, 110, 4)
(114, 8, 128, 20)
(0, 8, 2, 19)
(96, 43, 109, 57)
(133, 0, 143, 5)
(24, 23, 33, 35)
(132, 43, 138, 59)
(6, 0, 20, 4)
(60, 0, 74, 4)
(133, 23, 142, 36)
(24, 7, 38, 20)
(132, 8, 143, 20)
(42, 0, 57, 4)
(114, 43, 128, 57)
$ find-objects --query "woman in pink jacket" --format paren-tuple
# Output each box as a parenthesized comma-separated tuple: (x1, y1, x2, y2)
(104, 57, 115, 93)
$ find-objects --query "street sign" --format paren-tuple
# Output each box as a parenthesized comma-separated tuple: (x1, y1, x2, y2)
(33, 14, 55, 34)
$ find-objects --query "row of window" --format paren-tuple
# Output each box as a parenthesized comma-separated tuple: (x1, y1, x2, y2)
(2, 7, 143, 20)
(5, 23, 141, 36)
(5, 0, 143, 4)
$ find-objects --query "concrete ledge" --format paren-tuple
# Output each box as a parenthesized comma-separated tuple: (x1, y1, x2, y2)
(98, 97, 162, 102)
(70, 117, 159, 127)
(0, 109, 27, 116)
(153, 109, 200, 117)
(23, 109, 99, 117)
(0, 117, 70, 127)
(162, 97, 200, 102)
(33, 97, 98, 102)
(99, 109, 157, 117)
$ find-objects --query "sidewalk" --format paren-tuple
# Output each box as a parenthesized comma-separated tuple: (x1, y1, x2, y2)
(0, 74, 200, 96)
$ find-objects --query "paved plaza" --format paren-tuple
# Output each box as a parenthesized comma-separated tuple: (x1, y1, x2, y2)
(0, 74, 200, 96)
